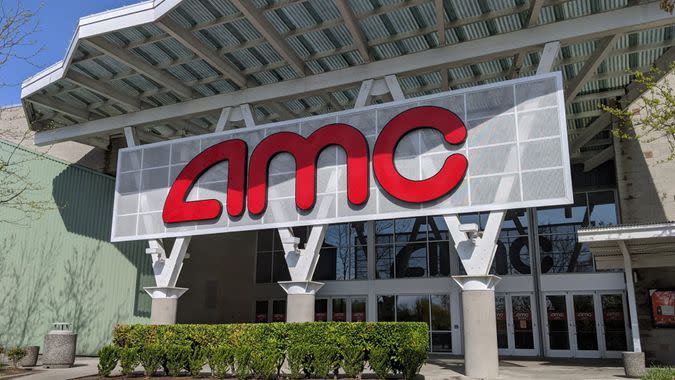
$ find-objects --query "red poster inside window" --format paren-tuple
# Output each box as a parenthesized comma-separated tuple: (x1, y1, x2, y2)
(650, 289, 675, 328)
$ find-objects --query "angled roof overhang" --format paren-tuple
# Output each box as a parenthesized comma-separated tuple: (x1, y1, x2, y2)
(578, 222, 675, 270)
(20, 0, 675, 160)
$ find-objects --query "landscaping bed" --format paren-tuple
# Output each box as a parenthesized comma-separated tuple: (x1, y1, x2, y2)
(98, 322, 428, 379)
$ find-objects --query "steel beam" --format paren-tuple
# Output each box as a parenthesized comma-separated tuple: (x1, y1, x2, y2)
(565, 35, 619, 104)
(87, 36, 194, 99)
(230, 0, 306, 76)
(157, 17, 247, 88)
(33, 3, 675, 146)
(336, 0, 371, 62)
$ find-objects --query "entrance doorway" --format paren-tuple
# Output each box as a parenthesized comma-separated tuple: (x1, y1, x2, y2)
(495, 293, 539, 356)
(543, 291, 629, 358)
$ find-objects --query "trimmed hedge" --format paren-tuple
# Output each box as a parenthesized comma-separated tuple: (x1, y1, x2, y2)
(109, 322, 428, 379)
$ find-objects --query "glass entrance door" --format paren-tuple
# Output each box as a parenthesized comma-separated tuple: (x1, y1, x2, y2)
(495, 293, 538, 356)
(543, 292, 628, 358)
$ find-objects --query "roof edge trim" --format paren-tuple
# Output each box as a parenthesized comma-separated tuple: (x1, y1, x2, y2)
(20, 0, 183, 98)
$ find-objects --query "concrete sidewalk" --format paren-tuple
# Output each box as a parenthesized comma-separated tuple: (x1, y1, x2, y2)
(15, 355, 626, 379)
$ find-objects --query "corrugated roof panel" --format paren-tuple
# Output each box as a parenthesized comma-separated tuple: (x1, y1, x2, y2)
(373, 42, 403, 59)
(132, 43, 174, 65)
(449, 0, 483, 18)
(287, 36, 312, 59)
(307, 0, 341, 20)
(187, 58, 220, 79)
(300, 30, 338, 53)
(116, 26, 154, 45)
(385, 7, 424, 34)
(273, 3, 317, 30)
(461, 22, 491, 41)
(252, 70, 280, 85)
(201, 24, 243, 48)
(208, 78, 238, 93)
(400, 35, 433, 54)
(124, 74, 161, 92)
(165, 65, 198, 82)
(254, 42, 284, 63)
(178, 0, 219, 25)
(159, 37, 198, 60)
(231, 18, 263, 40)
(229, 48, 263, 69)
(211, 0, 239, 16)
(359, 14, 391, 41)
(328, 24, 356, 49)
(493, 13, 523, 34)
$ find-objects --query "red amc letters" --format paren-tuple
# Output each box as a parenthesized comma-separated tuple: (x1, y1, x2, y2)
(162, 106, 468, 224)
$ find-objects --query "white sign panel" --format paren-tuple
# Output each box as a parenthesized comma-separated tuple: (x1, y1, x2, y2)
(111, 72, 572, 242)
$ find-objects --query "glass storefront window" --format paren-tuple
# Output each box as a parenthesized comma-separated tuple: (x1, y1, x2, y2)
(314, 223, 368, 281)
(378, 294, 452, 352)
(537, 191, 617, 273)
(351, 298, 367, 322)
(377, 296, 396, 322)
(375, 217, 450, 279)
(315, 299, 328, 322)
(255, 301, 268, 323)
(332, 298, 347, 322)
(256, 230, 290, 283)
(272, 300, 286, 322)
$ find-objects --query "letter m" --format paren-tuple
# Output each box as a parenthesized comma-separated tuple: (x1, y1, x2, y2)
(248, 124, 369, 214)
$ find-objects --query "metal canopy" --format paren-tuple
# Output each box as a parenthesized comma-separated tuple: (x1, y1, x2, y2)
(578, 222, 675, 270)
(20, 0, 675, 156)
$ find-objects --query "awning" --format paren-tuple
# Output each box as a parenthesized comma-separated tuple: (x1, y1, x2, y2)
(578, 222, 675, 270)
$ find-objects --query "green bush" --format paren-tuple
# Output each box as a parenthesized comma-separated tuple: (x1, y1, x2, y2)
(138, 344, 164, 377)
(209, 345, 234, 379)
(164, 344, 191, 376)
(341, 344, 365, 378)
(119, 347, 139, 377)
(7, 347, 26, 368)
(642, 367, 675, 380)
(97, 344, 119, 377)
(111, 322, 428, 379)
(188, 346, 208, 378)
(368, 346, 392, 379)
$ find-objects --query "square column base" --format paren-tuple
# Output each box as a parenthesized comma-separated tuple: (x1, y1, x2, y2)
(144, 287, 188, 325)
(278, 281, 324, 322)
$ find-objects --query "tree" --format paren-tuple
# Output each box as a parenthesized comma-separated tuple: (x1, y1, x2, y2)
(599, 63, 675, 162)
(0, 0, 50, 224)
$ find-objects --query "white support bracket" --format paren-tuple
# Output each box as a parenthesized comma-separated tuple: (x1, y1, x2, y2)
(278, 226, 328, 282)
(355, 74, 405, 107)
(444, 211, 506, 276)
(214, 104, 254, 132)
(146, 237, 192, 288)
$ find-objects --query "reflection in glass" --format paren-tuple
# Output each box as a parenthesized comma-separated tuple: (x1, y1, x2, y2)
(431, 295, 451, 330)
(332, 298, 347, 322)
(315, 299, 328, 322)
(512, 296, 534, 349)
(431, 332, 452, 352)
(546, 295, 569, 350)
(255, 301, 268, 323)
(255, 253, 272, 283)
(588, 191, 617, 227)
(314, 223, 368, 281)
(573, 295, 598, 351)
(495, 296, 508, 349)
(352, 298, 367, 322)
(377, 296, 395, 322)
(376, 245, 394, 279)
(397, 295, 430, 326)
(272, 300, 286, 322)
(429, 242, 450, 277)
(601, 294, 627, 351)
(395, 242, 427, 277)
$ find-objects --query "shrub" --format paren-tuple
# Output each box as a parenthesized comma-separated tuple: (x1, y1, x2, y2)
(138, 344, 164, 376)
(249, 347, 281, 380)
(233, 345, 252, 379)
(97, 344, 119, 377)
(642, 367, 675, 380)
(368, 346, 392, 379)
(341, 344, 365, 379)
(209, 345, 234, 379)
(111, 322, 428, 379)
(165, 344, 191, 376)
(188, 346, 208, 378)
(119, 347, 139, 377)
(312, 344, 340, 379)
(399, 346, 427, 380)
(7, 347, 27, 368)
(286, 343, 307, 379)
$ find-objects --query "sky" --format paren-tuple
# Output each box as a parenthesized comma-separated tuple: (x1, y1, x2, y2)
(0, 0, 141, 106)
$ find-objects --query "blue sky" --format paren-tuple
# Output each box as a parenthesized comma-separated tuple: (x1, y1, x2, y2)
(0, 0, 140, 106)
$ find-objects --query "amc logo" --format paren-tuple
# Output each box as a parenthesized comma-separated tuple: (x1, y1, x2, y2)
(163, 106, 468, 224)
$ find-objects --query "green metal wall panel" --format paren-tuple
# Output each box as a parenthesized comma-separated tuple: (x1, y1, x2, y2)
(0, 140, 153, 355)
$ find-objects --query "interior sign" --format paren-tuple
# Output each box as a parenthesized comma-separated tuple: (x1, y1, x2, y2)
(111, 72, 572, 242)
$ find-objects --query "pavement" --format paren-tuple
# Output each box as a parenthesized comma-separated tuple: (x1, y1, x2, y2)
(11, 354, 628, 380)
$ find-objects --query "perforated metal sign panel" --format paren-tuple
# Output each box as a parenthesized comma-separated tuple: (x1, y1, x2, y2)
(111, 72, 572, 242)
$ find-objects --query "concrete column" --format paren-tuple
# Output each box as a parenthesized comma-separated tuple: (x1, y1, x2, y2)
(453, 275, 501, 380)
(278, 281, 324, 322)
(144, 286, 188, 325)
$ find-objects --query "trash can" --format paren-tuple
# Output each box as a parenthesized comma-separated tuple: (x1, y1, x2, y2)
(43, 323, 77, 368)
(19, 346, 39, 367)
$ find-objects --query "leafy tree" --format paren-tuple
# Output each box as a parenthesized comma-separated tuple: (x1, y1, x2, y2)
(600, 63, 675, 162)
(0, 1, 50, 225)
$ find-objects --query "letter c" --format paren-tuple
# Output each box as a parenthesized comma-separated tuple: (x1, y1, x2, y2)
(373, 106, 468, 203)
